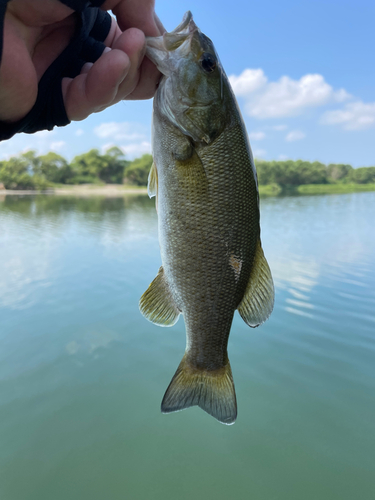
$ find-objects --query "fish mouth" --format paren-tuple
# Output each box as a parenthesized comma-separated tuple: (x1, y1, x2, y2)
(146, 11, 198, 76)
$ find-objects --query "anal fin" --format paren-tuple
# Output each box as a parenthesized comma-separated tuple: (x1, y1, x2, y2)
(139, 267, 180, 326)
(238, 239, 274, 327)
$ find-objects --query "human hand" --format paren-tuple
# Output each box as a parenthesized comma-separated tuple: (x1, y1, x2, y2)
(0, 0, 164, 124)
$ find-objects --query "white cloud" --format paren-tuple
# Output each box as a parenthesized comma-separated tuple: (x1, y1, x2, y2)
(120, 141, 151, 159)
(94, 122, 146, 141)
(50, 141, 66, 152)
(75, 129, 84, 136)
(249, 74, 350, 118)
(100, 141, 151, 159)
(0, 129, 66, 159)
(101, 143, 116, 154)
(33, 130, 56, 139)
(228, 69, 267, 95)
(321, 100, 375, 130)
(252, 148, 266, 158)
(229, 69, 351, 119)
(273, 124, 288, 131)
(249, 131, 266, 141)
(285, 130, 306, 142)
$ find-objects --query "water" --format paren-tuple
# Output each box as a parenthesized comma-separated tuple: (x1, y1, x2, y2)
(0, 192, 374, 500)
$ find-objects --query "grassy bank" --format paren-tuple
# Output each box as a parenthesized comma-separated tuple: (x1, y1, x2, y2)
(0, 184, 148, 197)
(296, 183, 375, 195)
(2, 182, 375, 198)
(258, 182, 375, 197)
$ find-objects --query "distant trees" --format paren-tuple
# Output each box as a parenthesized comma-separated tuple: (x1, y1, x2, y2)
(256, 160, 375, 192)
(257, 160, 328, 186)
(348, 166, 375, 184)
(124, 154, 153, 186)
(327, 163, 353, 181)
(0, 148, 130, 189)
(0, 153, 48, 190)
(37, 152, 73, 184)
(1, 148, 374, 191)
(69, 147, 129, 184)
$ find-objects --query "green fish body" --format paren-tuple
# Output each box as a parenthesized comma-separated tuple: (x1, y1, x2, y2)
(140, 12, 274, 425)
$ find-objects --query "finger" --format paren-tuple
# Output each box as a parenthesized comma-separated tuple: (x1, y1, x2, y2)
(125, 56, 160, 100)
(103, 16, 122, 47)
(7, 0, 73, 26)
(111, 28, 147, 99)
(111, 1, 163, 36)
(62, 48, 130, 121)
(112, 27, 162, 101)
(80, 62, 93, 74)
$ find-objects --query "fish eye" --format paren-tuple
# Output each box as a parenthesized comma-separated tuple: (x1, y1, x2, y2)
(199, 52, 217, 73)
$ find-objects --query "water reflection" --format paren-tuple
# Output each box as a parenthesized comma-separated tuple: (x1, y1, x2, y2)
(0, 195, 158, 310)
(1, 192, 375, 500)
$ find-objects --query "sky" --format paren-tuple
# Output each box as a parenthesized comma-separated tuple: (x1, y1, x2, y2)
(0, 0, 374, 167)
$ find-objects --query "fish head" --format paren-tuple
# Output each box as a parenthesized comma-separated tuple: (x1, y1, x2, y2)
(146, 11, 229, 144)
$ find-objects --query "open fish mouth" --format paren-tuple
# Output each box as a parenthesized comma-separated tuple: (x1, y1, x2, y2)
(146, 11, 198, 76)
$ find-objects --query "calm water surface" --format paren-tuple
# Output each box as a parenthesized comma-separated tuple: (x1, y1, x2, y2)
(0, 192, 374, 500)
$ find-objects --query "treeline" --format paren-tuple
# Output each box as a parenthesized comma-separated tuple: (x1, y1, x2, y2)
(0, 149, 374, 191)
(0, 148, 153, 190)
(257, 160, 375, 188)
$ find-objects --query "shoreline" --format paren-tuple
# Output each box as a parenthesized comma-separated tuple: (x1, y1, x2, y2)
(1, 183, 375, 197)
(0, 185, 148, 197)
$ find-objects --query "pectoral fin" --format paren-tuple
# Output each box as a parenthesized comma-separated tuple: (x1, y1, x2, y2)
(139, 267, 180, 327)
(175, 149, 208, 194)
(147, 162, 158, 199)
(238, 240, 274, 327)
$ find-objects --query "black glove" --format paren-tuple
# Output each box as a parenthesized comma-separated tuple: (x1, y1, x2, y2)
(0, 0, 111, 141)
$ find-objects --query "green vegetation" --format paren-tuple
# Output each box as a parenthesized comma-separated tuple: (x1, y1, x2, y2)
(123, 154, 153, 186)
(255, 159, 375, 196)
(296, 183, 375, 195)
(0, 150, 374, 197)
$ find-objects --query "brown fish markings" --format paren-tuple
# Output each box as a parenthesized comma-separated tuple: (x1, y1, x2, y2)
(140, 12, 274, 425)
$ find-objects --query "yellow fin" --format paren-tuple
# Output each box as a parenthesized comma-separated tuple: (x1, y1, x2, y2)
(237, 240, 274, 327)
(147, 162, 158, 199)
(161, 354, 237, 425)
(139, 267, 180, 327)
(175, 149, 208, 193)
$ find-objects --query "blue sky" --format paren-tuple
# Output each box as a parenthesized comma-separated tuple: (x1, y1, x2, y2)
(1, 0, 374, 167)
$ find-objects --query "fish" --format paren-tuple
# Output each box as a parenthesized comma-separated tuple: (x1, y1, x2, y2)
(139, 11, 274, 425)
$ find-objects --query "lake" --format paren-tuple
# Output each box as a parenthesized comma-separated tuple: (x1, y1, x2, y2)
(0, 192, 374, 500)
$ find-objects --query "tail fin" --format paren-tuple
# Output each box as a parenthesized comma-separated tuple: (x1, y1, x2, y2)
(161, 354, 237, 425)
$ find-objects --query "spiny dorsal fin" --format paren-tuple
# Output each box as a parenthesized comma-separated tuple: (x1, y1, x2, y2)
(237, 239, 274, 327)
(147, 162, 158, 199)
(161, 353, 237, 425)
(139, 267, 180, 327)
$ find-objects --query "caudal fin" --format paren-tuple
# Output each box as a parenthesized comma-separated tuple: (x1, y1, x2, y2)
(161, 354, 237, 425)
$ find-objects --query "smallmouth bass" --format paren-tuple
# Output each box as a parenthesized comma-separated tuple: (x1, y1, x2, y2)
(140, 12, 274, 425)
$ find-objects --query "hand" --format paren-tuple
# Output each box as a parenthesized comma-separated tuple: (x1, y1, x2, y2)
(0, 0, 164, 123)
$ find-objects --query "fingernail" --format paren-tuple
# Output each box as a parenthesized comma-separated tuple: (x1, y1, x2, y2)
(103, 47, 111, 54)
(81, 62, 93, 74)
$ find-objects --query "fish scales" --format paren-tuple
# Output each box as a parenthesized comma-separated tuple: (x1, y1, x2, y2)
(155, 122, 258, 361)
(140, 11, 274, 424)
